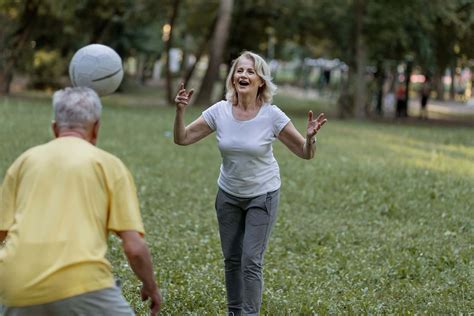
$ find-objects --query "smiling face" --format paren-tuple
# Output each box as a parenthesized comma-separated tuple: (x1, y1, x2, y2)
(232, 56, 263, 98)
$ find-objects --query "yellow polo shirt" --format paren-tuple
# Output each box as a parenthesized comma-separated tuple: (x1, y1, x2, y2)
(0, 137, 144, 306)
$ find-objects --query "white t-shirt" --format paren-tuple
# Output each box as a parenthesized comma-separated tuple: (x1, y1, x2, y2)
(202, 100, 290, 198)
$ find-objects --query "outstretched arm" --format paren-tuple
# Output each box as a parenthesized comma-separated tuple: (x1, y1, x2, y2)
(117, 230, 161, 315)
(174, 82, 213, 145)
(278, 111, 327, 160)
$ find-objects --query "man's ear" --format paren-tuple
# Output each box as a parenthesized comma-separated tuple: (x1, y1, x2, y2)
(91, 120, 100, 145)
(51, 121, 59, 138)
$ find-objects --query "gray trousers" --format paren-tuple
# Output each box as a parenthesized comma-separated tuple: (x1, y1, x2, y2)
(215, 188, 280, 316)
(2, 286, 134, 316)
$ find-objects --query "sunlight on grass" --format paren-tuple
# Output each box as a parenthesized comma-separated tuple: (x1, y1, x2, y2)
(387, 141, 474, 177)
(322, 123, 474, 177)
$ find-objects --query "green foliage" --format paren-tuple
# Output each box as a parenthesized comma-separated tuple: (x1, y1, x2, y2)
(0, 0, 173, 90)
(1, 91, 473, 314)
(181, 0, 219, 36)
(3, 0, 474, 97)
(29, 49, 68, 90)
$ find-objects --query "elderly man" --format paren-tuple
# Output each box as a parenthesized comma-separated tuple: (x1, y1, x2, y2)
(0, 87, 161, 315)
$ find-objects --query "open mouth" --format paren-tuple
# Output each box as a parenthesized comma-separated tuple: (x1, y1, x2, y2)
(238, 80, 249, 87)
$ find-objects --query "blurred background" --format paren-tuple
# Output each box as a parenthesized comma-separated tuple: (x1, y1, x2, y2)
(1, 2, 474, 313)
(1, 0, 473, 120)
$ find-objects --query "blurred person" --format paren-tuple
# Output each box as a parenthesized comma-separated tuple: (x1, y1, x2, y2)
(395, 82, 407, 118)
(173, 51, 327, 315)
(0, 87, 161, 316)
(419, 76, 431, 119)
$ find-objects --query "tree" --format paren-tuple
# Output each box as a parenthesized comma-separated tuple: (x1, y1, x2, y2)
(177, 0, 219, 86)
(0, 0, 173, 93)
(194, 0, 234, 106)
(164, 0, 181, 104)
(0, 0, 42, 94)
(428, 0, 474, 100)
(181, 16, 216, 86)
(353, 0, 368, 118)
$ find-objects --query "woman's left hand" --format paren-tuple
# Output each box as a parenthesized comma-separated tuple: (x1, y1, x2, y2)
(307, 111, 327, 138)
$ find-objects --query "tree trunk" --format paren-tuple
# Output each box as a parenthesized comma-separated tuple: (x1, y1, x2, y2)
(449, 65, 455, 100)
(433, 70, 444, 100)
(0, 67, 13, 95)
(404, 59, 413, 117)
(0, 16, 10, 95)
(0, 48, 15, 95)
(374, 61, 385, 116)
(181, 17, 217, 86)
(179, 35, 189, 75)
(337, 70, 354, 119)
(353, 0, 367, 118)
(136, 53, 146, 85)
(0, 0, 39, 95)
(195, 0, 234, 106)
(165, 0, 181, 104)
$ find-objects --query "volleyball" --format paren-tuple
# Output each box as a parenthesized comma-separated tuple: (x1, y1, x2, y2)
(69, 44, 123, 96)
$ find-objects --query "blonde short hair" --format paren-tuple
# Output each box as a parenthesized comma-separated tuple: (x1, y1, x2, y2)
(225, 51, 277, 105)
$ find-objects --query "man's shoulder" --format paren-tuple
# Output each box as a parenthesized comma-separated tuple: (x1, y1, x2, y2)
(93, 146, 128, 170)
(54, 137, 129, 174)
(6, 142, 50, 172)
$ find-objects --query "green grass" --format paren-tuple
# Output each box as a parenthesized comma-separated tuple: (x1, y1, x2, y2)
(0, 90, 473, 315)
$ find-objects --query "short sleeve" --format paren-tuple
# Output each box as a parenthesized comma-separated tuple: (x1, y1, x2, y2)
(0, 168, 18, 231)
(271, 105, 291, 136)
(107, 167, 145, 235)
(202, 101, 224, 131)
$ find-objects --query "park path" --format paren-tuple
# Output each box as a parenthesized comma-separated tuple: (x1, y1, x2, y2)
(408, 98, 474, 123)
(279, 85, 474, 124)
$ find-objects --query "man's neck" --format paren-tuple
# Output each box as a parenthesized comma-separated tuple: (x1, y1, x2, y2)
(56, 129, 96, 145)
(57, 130, 88, 140)
(52, 121, 99, 145)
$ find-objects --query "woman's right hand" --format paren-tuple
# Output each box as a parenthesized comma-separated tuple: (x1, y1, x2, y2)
(175, 82, 194, 110)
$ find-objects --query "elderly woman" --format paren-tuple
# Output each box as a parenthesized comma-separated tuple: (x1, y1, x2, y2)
(174, 51, 327, 315)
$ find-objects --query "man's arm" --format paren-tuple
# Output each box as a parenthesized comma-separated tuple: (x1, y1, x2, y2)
(116, 230, 161, 315)
(0, 231, 7, 243)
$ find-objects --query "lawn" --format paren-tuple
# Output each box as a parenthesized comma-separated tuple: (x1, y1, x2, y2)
(0, 90, 473, 315)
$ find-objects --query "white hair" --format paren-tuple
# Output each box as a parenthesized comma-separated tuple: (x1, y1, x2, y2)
(53, 87, 102, 128)
(225, 51, 277, 105)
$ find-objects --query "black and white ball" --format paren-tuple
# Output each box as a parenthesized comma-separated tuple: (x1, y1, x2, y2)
(69, 44, 123, 96)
